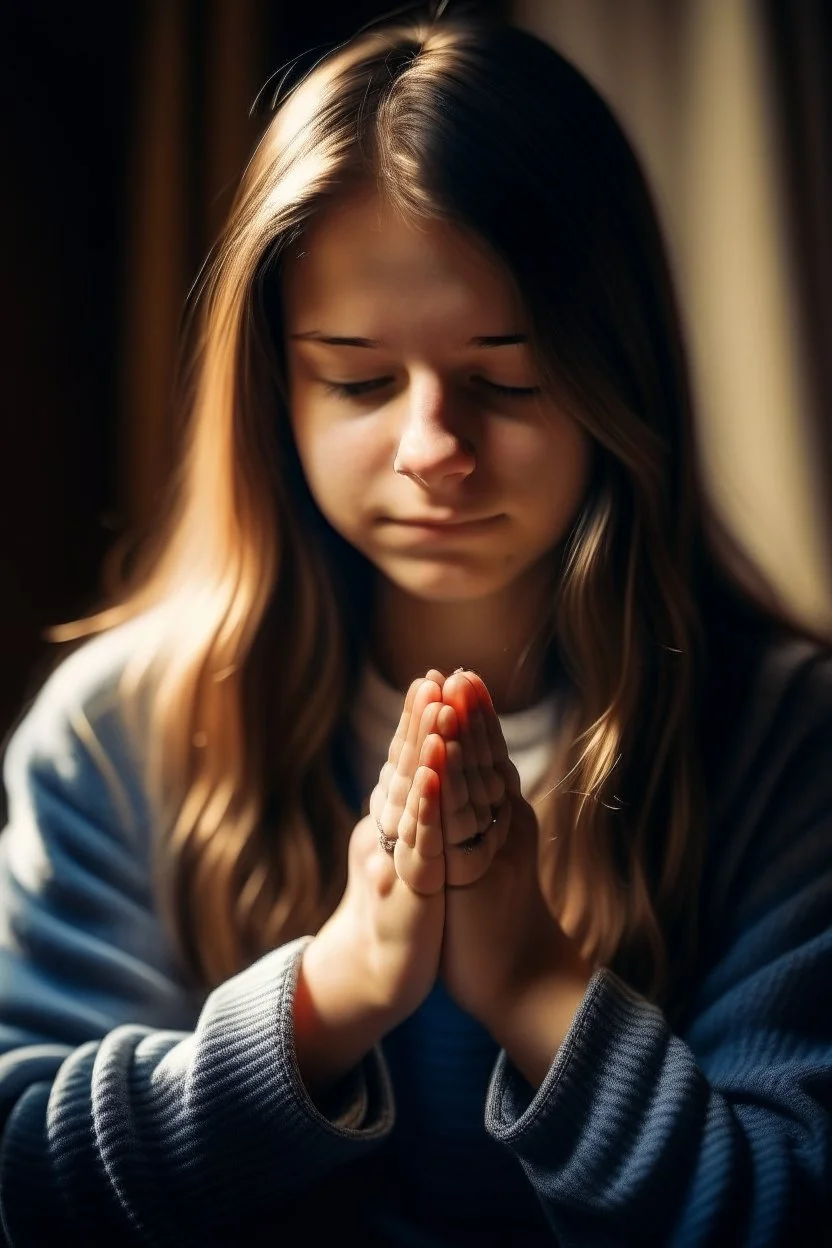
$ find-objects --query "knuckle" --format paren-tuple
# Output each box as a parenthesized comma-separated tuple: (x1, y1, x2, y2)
(473, 805, 492, 833)
(445, 739, 464, 766)
(453, 806, 478, 840)
(378, 761, 396, 790)
(463, 766, 488, 796)
(388, 772, 411, 807)
(443, 776, 466, 812)
(397, 810, 417, 844)
(485, 770, 506, 802)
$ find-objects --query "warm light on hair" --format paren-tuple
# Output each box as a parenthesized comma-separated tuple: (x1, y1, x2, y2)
(55, 12, 803, 1005)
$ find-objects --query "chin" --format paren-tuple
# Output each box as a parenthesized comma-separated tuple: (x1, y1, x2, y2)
(381, 560, 513, 604)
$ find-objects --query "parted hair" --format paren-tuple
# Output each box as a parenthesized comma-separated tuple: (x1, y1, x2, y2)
(61, 10, 796, 1006)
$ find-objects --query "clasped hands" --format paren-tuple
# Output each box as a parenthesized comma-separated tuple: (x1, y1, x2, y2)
(359, 669, 591, 1063)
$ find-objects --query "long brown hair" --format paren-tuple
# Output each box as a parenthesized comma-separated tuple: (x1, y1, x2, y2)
(57, 11, 818, 1001)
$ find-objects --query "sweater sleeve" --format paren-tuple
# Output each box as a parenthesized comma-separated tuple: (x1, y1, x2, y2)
(484, 645, 832, 1247)
(0, 634, 394, 1246)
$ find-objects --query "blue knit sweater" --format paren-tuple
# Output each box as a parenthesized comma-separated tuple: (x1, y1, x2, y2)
(0, 620, 830, 1245)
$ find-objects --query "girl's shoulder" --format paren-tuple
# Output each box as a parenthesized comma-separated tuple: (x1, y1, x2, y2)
(2, 612, 166, 837)
(706, 627, 832, 809)
(702, 627, 832, 924)
(0, 613, 199, 1033)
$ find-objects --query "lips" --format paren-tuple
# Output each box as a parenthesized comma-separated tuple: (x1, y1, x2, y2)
(392, 515, 498, 528)
(379, 514, 503, 544)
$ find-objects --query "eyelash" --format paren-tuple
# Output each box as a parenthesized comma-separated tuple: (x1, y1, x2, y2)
(322, 377, 541, 400)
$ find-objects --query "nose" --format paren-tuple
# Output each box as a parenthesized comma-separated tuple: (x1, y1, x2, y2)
(392, 374, 476, 487)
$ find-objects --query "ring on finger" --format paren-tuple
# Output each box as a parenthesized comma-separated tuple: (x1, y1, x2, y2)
(479, 798, 506, 836)
(474, 800, 504, 834)
(375, 817, 397, 855)
(457, 801, 505, 854)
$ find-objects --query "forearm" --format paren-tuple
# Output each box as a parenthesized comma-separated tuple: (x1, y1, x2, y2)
(485, 965, 592, 1089)
(486, 966, 831, 1246)
(294, 930, 397, 1101)
(1, 939, 393, 1245)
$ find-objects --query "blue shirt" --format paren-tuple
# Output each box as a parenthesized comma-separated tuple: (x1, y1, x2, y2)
(0, 619, 830, 1245)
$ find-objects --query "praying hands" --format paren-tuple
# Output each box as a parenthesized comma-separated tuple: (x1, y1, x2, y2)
(379, 670, 591, 1082)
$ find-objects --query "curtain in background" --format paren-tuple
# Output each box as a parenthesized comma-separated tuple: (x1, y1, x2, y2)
(119, 0, 506, 537)
(1, 4, 138, 750)
(4, 0, 823, 752)
(1, 0, 509, 752)
(763, 0, 832, 546)
(119, 0, 268, 541)
(513, 0, 832, 633)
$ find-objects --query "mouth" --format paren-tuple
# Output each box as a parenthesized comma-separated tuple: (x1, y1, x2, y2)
(382, 514, 503, 539)
(392, 512, 501, 526)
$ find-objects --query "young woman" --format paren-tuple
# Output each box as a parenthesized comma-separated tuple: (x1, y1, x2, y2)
(1, 11, 830, 1246)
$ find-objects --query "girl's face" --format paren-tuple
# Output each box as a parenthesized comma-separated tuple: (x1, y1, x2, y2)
(283, 190, 592, 604)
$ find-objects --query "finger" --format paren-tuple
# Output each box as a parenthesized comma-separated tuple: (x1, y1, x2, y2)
(380, 710, 437, 844)
(414, 732, 445, 860)
(371, 677, 439, 842)
(379, 683, 446, 848)
(443, 785, 507, 889)
(465, 671, 520, 795)
(414, 771, 443, 863)
(488, 788, 512, 856)
(369, 782, 386, 830)
(389, 676, 441, 770)
(458, 672, 506, 812)
(382, 680, 442, 827)
(435, 701, 458, 743)
(398, 677, 441, 778)
(396, 759, 430, 850)
(373, 674, 424, 808)
(386, 676, 423, 769)
(405, 678, 443, 765)
(435, 699, 491, 848)
(415, 686, 446, 763)
(394, 754, 445, 896)
(439, 736, 480, 849)
(442, 672, 491, 826)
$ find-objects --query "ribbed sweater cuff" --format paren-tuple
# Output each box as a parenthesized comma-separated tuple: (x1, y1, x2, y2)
(485, 968, 661, 1149)
(269, 936, 395, 1146)
(0, 937, 396, 1243)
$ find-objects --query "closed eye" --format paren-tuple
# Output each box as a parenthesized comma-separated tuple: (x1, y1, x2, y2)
(322, 377, 393, 398)
(321, 377, 541, 400)
(475, 378, 541, 398)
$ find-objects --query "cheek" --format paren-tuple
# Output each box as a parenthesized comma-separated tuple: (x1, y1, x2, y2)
(290, 407, 385, 518)
(492, 419, 592, 518)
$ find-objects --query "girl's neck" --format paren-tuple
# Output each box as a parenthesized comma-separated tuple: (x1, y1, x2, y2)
(370, 568, 556, 714)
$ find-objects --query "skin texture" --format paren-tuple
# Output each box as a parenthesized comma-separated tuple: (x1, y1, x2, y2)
(378, 670, 591, 1082)
(299, 668, 591, 1095)
(285, 191, 593, 1094)
(283, 188, 592, 710)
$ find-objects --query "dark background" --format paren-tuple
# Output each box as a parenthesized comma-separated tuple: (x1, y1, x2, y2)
(1, 0, 829, 755)
(0, 0, 506, 747)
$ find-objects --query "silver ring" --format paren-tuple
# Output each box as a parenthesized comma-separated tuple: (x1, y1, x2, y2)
(376, 817, 397, 854)
(460, 830, 487, 855)
(489, 798, 507, 825)
(457, 802, 504, 855)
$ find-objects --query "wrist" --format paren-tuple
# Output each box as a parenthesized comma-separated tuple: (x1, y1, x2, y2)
(483, 943, 593, 1089)
(293, 923, 396, 1101)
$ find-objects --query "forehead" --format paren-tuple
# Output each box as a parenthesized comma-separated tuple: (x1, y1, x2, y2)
(282, 190, 525, 329)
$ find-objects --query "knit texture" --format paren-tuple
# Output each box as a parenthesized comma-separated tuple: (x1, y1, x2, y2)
(0, 620, 830, 1245)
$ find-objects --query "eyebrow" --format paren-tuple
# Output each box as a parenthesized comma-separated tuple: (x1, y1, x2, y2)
(290, 332, 529, 349)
